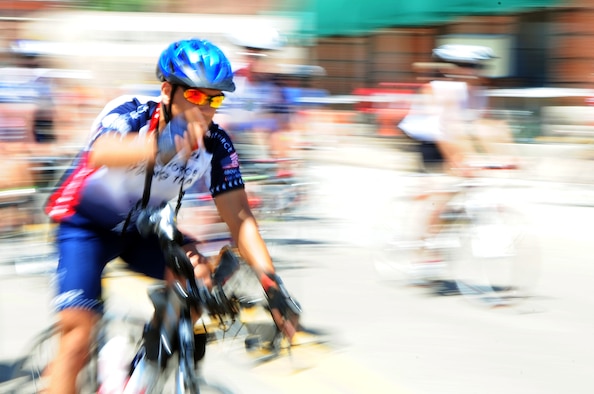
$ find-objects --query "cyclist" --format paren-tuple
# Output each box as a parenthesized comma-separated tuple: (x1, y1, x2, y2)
(398, 44, 512, 279)
(223, 26, 294, 163)
(44, 38, 300, 394)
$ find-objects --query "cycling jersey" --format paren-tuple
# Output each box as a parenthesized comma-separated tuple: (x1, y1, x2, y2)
(45, 95, 245, 232)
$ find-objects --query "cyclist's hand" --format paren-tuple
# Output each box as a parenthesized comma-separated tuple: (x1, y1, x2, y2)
(156, 115, 185, 164)
(261, 273, 302, 342)
(157, 109, 208, 164)
(183, 107, 209, 149)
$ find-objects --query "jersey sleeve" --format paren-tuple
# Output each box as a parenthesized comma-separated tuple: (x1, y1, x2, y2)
(87, 95, 155, 148)
(204, 124, 245, 197)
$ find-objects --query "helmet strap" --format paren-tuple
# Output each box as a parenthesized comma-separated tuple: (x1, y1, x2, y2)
(159, 84, 186, 217)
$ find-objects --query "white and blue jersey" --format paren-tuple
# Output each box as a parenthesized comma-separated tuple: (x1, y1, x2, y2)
(45, 95, 245, 232)
(48, 95, 246, 314)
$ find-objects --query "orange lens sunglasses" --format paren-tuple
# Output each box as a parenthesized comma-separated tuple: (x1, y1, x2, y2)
(182, 88, 225, 109)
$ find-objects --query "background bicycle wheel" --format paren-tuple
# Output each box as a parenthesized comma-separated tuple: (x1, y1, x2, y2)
(371, 174, 437, 286)
(449, 195, 541, 307)
(8, 324, 100, 394)
(8, 313, 146, 394)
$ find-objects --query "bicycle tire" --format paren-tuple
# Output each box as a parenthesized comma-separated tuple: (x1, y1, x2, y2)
(372, 192, 436, 286)
(175, 318, 236, 394)
(449, 203, 540, 307)
(142, 337, 232, 394)
(127, 313, 217, 393)
(176, 316, 201, 394)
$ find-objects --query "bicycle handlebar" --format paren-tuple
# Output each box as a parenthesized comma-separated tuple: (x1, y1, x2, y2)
(136, 202, 239, 319)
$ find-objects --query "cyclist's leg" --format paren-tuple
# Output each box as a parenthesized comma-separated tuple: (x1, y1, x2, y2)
(49, 310, 99, 394)
(412, 142, 455, 283)
(417, 142, 449, 245)
(49, 223, 122, 394)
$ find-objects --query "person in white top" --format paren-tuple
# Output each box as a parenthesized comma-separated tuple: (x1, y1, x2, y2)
(399, 44, 514, 270)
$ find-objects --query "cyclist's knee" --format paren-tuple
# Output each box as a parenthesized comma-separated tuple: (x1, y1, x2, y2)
(57, 309, 98, 363)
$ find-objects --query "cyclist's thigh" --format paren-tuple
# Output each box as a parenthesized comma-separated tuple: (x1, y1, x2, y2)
(55, 223, 122, 313)
(120, 232, 167, 279)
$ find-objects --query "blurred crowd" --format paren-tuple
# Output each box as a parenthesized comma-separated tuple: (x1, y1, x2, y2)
(1, 11, 594, 242)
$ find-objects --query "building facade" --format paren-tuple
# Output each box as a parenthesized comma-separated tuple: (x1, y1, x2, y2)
(1, 1, 593, 94)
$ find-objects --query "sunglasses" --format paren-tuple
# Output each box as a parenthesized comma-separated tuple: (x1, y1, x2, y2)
(182, 88, 225, 109)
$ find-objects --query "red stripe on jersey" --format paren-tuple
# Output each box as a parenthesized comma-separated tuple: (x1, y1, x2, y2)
(45, 152, 99, 222)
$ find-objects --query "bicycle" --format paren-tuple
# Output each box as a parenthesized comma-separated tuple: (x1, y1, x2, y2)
(240, 157, 311, 221)
(373, 163, 541, 307)
(6, 202, 296, 393)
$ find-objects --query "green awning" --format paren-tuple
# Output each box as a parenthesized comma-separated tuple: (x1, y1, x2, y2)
(298, 0, 564, 36)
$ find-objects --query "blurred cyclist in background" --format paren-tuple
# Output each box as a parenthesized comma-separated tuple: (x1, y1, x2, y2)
(223, 27, 294, 163)
(398, 44, 515, 275)
(44, 38, 300, 394)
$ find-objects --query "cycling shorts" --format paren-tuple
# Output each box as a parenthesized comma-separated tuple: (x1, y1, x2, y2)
(418, 141, 445, 173)
(52, 222, 193, 314)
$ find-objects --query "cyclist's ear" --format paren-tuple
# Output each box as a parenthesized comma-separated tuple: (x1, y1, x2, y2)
(161, 82, 173, 105)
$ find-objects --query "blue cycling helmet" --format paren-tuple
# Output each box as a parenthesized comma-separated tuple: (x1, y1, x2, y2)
(156, 39, 236, 92)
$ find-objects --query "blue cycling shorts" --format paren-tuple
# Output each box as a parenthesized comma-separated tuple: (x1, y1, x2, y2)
(52, 222, 177, 314)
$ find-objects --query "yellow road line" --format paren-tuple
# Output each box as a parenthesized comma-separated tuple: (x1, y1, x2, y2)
(249, 345, 412, 394)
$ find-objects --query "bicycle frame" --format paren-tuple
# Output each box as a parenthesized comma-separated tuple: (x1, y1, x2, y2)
(123, 279, 201, 393)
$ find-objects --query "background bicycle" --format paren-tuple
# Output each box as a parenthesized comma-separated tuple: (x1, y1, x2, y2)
(373, 164, 542, 308)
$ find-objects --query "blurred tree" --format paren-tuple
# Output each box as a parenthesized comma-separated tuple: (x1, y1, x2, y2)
(78, 0, 155, 12)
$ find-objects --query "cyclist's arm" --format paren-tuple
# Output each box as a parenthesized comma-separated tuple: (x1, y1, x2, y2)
(88, 132, 156, 168)
(213, 188, 275, 277)
(86, 96, 159, 168)
(206, 126, 300, 338)
(214, 188, 299, 339)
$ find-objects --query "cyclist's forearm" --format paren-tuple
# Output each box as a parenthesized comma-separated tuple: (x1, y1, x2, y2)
(88, 132, 156, 168)
(235, 217, 275, 276)
(214, 189, 276, 276)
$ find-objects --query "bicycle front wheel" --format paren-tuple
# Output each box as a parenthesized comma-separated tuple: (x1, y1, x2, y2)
(449, 204, 540, 307)
(372, 191, 435, 286)
(176, 317, 201, 394)
(171, 317, 236, 394)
